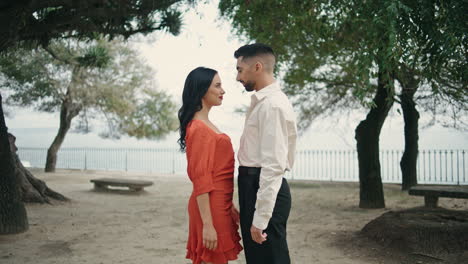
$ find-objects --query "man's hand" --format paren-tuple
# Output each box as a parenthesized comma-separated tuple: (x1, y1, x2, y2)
(250, 225, 267, 244)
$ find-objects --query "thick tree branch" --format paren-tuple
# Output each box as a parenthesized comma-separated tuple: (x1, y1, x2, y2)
(42, 45, 76, 65)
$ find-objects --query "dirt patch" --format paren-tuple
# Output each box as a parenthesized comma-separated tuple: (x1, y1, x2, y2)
(359, 207, 468, 263)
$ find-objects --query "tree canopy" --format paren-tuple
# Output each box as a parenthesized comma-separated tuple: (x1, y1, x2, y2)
(0, 0, 193, 52)
(1, 39, 178, 139)
(219, 0, 467, 130)
(1, 38, 178, 171)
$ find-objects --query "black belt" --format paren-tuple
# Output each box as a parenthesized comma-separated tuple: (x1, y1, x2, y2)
(239, 166, 261, 176)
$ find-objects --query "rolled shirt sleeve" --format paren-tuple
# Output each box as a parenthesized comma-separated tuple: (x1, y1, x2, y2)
(252, 103, 289, 230)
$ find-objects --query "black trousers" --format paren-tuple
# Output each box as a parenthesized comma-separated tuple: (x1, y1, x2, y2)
(238, 166, 291, 264)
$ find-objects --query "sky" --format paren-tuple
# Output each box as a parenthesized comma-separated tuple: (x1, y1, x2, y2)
(5, 1, 468, 151)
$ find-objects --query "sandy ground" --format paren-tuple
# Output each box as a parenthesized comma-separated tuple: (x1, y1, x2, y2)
(1, 169, 467, 264)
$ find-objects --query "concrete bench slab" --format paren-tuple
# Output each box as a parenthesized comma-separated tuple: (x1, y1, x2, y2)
(409, 185, 468, 208)
(90, 178, 153, 192)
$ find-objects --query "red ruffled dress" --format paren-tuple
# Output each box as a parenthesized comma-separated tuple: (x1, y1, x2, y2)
(185, 119, 243, 264)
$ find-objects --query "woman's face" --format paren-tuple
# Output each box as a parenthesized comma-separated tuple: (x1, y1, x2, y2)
(202, 74, 225, 108)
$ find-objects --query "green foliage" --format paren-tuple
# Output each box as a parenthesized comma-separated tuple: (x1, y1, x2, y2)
(219, 0, 382, 129)
(0, 0, 196, 52)
(219, 0, 467, 130)
(0, 39, 177, 140)
(118, 89, 178, 139)
(0, 47, 63, 111)
(76, 45, 111, 68)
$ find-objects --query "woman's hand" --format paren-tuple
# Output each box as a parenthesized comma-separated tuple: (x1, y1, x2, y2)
(203, 223, 218, 251)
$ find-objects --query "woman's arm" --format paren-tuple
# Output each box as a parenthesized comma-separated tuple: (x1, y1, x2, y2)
(196, 193, 217, 250)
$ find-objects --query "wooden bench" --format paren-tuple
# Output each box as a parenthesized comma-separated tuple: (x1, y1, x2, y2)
(90, 178, 153, 192)
(408, 185, 468, 208)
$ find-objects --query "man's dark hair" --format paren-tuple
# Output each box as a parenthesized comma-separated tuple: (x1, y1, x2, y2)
(234, 43, 275, 59)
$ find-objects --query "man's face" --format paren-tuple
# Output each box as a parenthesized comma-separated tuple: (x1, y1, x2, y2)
(236, 57, 256, 92)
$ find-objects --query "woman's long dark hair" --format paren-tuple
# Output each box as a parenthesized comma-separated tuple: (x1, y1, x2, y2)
(178, 67, 217, 152)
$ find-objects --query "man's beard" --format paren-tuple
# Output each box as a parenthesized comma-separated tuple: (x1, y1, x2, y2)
(243, 81, 255, 92)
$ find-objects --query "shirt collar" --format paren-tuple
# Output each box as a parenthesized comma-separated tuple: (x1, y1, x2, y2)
(252, 82, 280, 102)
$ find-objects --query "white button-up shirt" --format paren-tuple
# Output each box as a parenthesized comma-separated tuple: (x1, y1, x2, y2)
(238, 81, 297, 230)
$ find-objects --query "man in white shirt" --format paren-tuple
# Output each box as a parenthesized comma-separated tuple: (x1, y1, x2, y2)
(234, 43, 297, 264)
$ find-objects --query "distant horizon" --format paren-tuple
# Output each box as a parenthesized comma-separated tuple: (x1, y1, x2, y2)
(9, 112, 468, 151)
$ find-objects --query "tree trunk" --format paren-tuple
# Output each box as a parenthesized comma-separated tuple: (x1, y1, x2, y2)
(355, 71, 394, 209)
(0, 94, 28, 234)
(45, 72, 82, 172)
(44, 102, 72, 172)
(9, 133, 69, 203)
(398, 70, 420, 190)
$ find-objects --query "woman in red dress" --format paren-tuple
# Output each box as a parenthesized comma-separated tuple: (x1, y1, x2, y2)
(178, 67, 243, 264)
